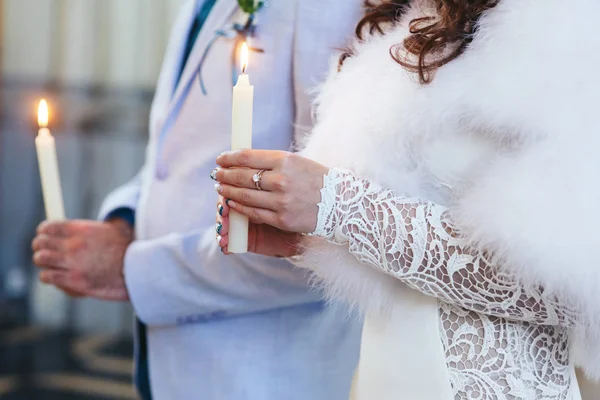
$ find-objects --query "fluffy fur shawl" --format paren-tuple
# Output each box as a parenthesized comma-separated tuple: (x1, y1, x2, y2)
(299, 0, 600, 379)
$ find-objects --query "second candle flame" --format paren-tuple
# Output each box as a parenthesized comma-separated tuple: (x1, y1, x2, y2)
(38, 99, 49, 128)
(241, 42, 249, 75)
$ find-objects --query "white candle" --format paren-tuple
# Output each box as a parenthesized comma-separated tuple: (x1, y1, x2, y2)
(229, 43, 254, 254)
(35, 99, 65, 221)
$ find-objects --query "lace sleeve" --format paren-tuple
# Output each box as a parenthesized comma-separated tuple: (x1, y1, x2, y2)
(312, 168, 577, 326)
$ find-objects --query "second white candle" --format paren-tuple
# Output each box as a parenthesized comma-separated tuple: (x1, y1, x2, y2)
(228, 43, 254, 254)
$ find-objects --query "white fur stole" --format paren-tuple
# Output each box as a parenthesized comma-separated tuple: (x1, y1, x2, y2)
(298, 0, 600, 379)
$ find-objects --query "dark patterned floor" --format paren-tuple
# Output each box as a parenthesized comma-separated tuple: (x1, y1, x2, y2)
(0, 328, 136, 399)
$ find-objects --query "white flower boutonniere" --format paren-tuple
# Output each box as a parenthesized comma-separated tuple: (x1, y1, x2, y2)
(237, 0, 265, 15)
(196, 0, 266, 94)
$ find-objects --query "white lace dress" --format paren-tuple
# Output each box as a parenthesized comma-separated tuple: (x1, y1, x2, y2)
(311, 168, 580, 400)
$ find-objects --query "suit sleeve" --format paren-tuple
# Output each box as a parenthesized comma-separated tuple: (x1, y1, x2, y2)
(123, 230, 321, 327)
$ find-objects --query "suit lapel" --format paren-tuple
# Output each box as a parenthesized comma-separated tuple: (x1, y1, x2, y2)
(150, 0, 198, 125)
(166, 0, 238, 118)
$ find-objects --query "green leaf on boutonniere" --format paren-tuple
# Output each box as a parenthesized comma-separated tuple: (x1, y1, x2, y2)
(237, 0, 264, 14)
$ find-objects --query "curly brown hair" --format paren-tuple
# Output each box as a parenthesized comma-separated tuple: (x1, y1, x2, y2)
(341, 0, 500, 83)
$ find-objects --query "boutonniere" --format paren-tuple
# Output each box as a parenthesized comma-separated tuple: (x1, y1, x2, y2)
(197, 0, 266, 95)
(237, 0, 264, 15)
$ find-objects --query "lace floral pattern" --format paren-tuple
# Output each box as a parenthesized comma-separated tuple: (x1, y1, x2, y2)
(313, 168, 576, 399)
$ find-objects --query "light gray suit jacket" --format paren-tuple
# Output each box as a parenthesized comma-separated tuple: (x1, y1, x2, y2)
(99, 0, 365, 399)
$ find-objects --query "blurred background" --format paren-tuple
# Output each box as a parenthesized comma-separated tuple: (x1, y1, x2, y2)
(0, 0, 186, 398)
(2, 1, 599, 400)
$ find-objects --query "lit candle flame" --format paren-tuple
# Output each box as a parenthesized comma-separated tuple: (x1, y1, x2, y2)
(38, 99, 49, 128)
(241, 42, 249, 74)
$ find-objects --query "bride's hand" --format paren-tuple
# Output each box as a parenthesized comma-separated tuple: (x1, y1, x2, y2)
(214, 150, 328, 234)
(215, 195, 301, 257)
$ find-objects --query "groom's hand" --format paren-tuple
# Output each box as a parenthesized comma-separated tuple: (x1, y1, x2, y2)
(32, 219, 134, 302)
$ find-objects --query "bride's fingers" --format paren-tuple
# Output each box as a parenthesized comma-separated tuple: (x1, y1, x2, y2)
(217, 196, 230, 217)
(217, 231, 233, 255)
(215, 218, 229, 254)
(215, 183, 279, 210)
(226, 200, 279, 228)
(216, 214, 229, 237)
(213, 167, 279, 191)
(218, 232, 229, 253)
(218, 233, 228, 247)
(216, 149, 286, 170)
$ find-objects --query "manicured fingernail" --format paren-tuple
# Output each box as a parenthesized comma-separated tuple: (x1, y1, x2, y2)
(210, 168, 218, 180)
(216, 222, 222, 235)
(214, 183, 222, 193)
(216, 235, 222, 245)
(218, 204, 224, 216)
(220, 246, 226, 254)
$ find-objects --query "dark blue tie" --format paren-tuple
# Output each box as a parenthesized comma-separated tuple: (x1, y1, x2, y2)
(176, 0, 219, 86)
